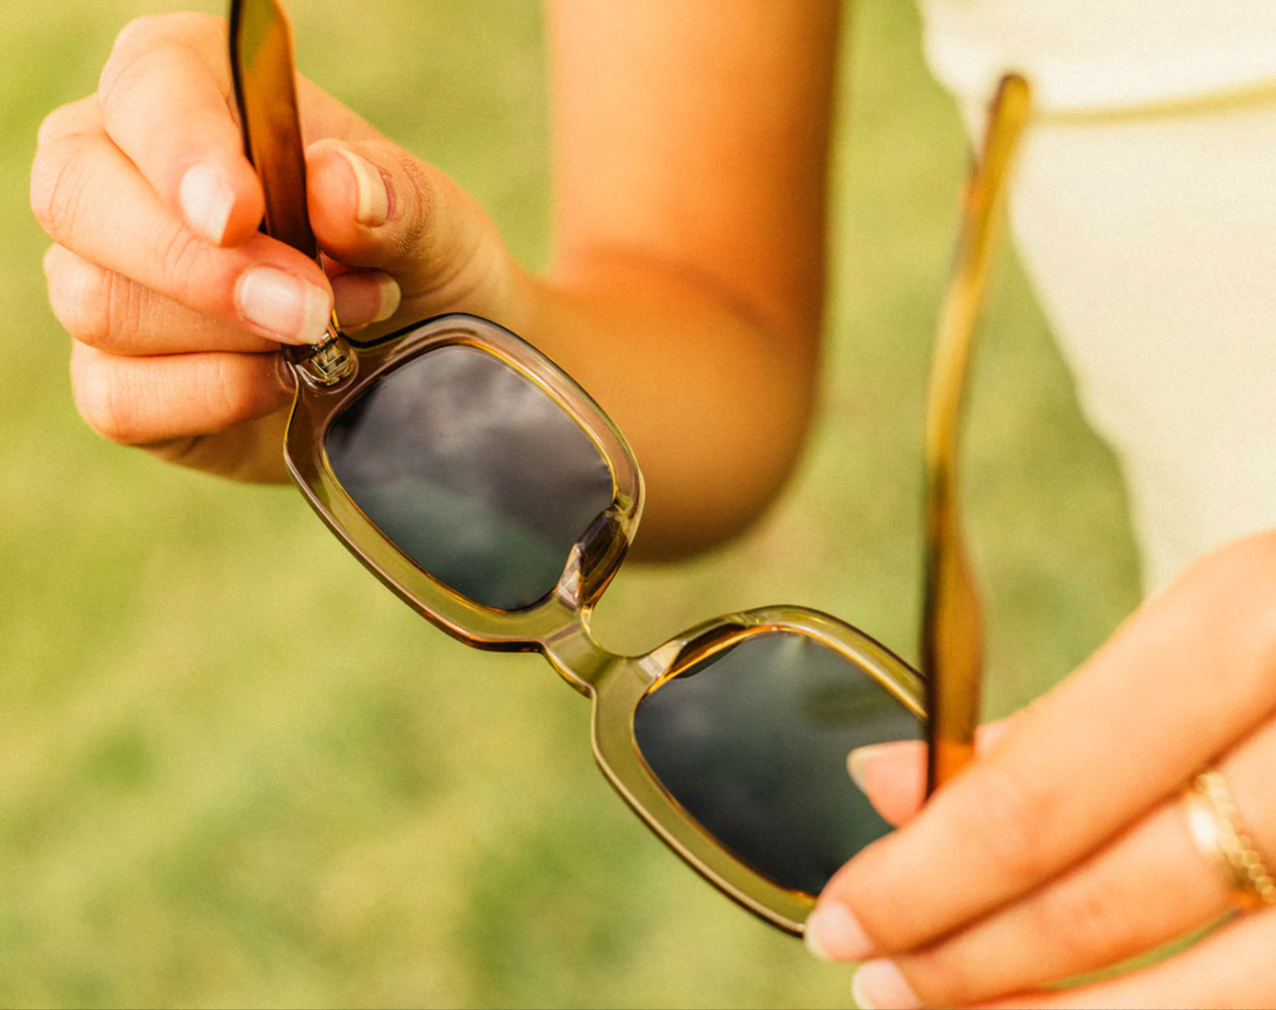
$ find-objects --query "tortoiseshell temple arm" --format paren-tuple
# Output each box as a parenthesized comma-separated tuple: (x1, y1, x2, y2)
(922, 75, 1032, 796)
(230, 0, 313, 256)
(230, 0, 353, 385)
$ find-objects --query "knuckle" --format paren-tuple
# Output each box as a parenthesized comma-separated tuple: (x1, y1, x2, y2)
(394, 156, 437, 259)
(36, 99, 91, 147)
(35, 107, 69, 146)
(46, 253, 111, 347)
(198, 356, 274, 431)
(169, 11, 229, 47)
(110, 13, 167, 53)
(103, 276, 149, 352)
(204, 357, 240, 424)
(96, 272, 154, 354)
(953, 764, 1057, 885)
(154, 224, 207, 295)
(72, 353, 143, 445)
(1232, 545, 1276, 667)
(209, 354, 274, 425)
(29, 136, 91, 241)
(100, 16, 165, 105)
(1239, 596, 1276, 702)
(101, 13, 227, 112)
(1177, 536, 1276, 706)
(1030, 868, 1128, 964)
(46, 250, 157, 356)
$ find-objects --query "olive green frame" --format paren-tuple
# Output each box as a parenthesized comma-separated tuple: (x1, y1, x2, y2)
(232, 0, 1033, 938)
(282, 313, 925, 935)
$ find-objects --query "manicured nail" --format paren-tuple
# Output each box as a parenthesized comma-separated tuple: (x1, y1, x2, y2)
(804, 902, 876, 962)
(331, 271, 402, 331)
(331, 143, 389, 226)
(848, 747, 878, 793)
(848, 742, 905, 793)
(180, 163, 234, 244)
(371, 273, 401, 322)
(237, 266, 331, 344)
(852, 960, 920, 1010)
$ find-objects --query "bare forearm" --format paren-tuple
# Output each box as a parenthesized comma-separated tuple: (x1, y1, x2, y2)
(507, 256, 819, 559)
(532, 0, 839, 557)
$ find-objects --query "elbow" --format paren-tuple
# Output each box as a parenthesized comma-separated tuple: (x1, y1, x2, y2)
(623, 322, 820, 562)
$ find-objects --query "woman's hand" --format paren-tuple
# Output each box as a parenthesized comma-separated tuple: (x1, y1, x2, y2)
(808, 531, 1276, 1009)
(31, 12, 516, 483)
(32, 4, 839, 554)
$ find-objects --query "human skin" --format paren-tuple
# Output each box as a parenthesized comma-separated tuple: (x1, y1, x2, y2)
(816, 531, 1276, 1008)
(30, 3, 1276, 1006)
(30, 3, 835, 558)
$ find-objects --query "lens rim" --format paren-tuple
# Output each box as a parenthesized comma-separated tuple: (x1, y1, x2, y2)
(284, 315, 925, 936)
(591, 605, 924, 934)
(283, 313, 644, 650)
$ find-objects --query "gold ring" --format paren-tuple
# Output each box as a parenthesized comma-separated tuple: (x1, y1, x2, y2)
(1181, 769, 1276, 910)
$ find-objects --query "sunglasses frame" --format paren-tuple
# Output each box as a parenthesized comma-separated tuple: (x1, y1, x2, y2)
(281, 313, 926, 934)
(233, 0, 1032, 941)
(284, 314, 644, 652)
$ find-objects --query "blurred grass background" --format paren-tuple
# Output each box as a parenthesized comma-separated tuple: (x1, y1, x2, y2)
(0, 0, 1141, 1006)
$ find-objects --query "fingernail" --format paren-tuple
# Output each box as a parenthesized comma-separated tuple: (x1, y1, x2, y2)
(331, 144, 389, 227)
(804, 902, 876, 962)
(180, 163, 234, 244)
(372, 273, 401, 322)
(852, 960, 920, 1010)
(237, 266, 331, 344)
(331, 271, 402, 331)
(847, 749, 877, 795)
(848, 746, 881, 793)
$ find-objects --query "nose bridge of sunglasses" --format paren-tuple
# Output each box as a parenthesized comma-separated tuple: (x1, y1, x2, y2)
(537, 604, 627, 695)
(535, 565, 705, 699)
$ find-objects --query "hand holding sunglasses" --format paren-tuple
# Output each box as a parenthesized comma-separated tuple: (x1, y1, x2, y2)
(231, 0, 1029, 935)
(35, 1, 1276, 1000)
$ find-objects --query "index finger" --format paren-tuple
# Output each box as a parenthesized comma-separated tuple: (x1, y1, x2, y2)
(98, 12, 264, 246)
(812, 533, 1276, 959)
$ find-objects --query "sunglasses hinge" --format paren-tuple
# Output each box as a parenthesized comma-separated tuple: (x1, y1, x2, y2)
(293, 325, 356, 387)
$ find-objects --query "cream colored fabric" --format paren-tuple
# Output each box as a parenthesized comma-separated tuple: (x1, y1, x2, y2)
(920, 0, 1276, 116)
(917, 1, 1276, 595)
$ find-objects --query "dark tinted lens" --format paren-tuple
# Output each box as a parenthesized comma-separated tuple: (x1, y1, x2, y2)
(325, 345, 615, 610)
(633, 632, 921, 895)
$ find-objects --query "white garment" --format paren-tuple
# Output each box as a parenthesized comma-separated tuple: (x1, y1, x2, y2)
(917, 0, 1276, 595)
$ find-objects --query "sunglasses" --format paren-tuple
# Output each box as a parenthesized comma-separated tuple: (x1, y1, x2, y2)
(230, 0, 1031, 935)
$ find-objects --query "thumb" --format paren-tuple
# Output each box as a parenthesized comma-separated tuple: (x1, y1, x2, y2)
(305, 137, 513, 324)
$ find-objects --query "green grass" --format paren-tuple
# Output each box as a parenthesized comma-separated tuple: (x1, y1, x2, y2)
(0, 0, 1140, 1006)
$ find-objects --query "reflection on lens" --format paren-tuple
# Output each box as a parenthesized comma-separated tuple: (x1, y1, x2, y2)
(325, 344, 616, 610)
(632, 632, 921, 895)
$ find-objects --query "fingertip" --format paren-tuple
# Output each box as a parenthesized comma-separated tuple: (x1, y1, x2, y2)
(803, 901, 878, 963)
(236, 265, 332, 345)
(307, 139, 390, 237)
(219, 170, 265, 246)
(846, 719, 1019, 827)
(178, 162, 233, 244)
(849, 741, 903, 793)
(848, 740, 923, 791)
(178, 159, 264, 246)
(849, 740, 927, 827)
(331, 270, 401, 330)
